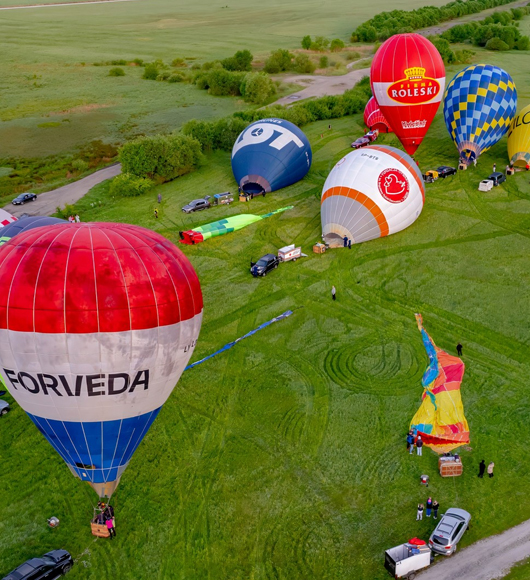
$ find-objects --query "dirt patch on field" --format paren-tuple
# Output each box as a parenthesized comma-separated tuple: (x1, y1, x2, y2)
(50, 103, 112, 115)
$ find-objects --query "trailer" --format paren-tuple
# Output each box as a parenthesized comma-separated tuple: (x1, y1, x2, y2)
(278, 244, 305, 262)
(384, 539, 432, 579)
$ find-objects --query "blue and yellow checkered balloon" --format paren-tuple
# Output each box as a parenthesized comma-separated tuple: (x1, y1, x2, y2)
(443, 64, 517, 164)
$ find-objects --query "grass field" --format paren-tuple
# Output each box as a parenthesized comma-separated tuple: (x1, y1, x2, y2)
(2, 42, 530, 575)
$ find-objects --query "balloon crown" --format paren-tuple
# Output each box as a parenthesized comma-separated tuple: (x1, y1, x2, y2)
(404, 67, 426, 80)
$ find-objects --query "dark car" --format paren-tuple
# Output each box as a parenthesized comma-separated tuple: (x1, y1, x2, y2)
(12, 193, 37, 205)
(351, 137, 371, 149)
(428, 508, 471, 556)
(2, 550, 73, 580)
(488, 171, 506, 186)
(250, 254, 279, 277)
(182, 197, 211, 214)
(437, 166, 456, 178)
(0, 399, 10, 416)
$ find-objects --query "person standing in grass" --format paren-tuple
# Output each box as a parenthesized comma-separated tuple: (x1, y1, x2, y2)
(158, 193, 162, 204)
(426, 497, 433, 517)
(433, 500, 439, 519)
(75, 214, 80, 223)
(106, 516, 116, 539)
(348, 239, 352, 250)
(493, 162, 496, 172)
(488, 462, 495, 478)
(416, 436, 423, 456)
(478, 459, 486, 478)
(457, 342, 463, 356)
(154, 208, 159, 219)
(331, 285, 336, 301)
(416, 504, 424, 521)
(406, 431, 414, 452)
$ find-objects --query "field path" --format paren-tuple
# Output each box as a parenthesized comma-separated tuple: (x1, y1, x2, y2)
(3, 163, 121, 217)
(419, 518, 530, 580)
(272, 68, 370, 106)
(0, 0, 139, 10)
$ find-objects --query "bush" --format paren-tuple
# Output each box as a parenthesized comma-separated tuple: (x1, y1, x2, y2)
(109, 173, 154, 197)
(168, 73, 185, 83)
(206, 69, 245, 96)
(319, 56, 329, 68)
(429, 36, 455, 64)
(486, 37, 510, 50)
(71, 159, 89, 172)
(516, 35, 530, 50)
(293, 54, 316, 73)
(108, 67, 125, 77)
(171, 58, 187, 68)
(345, 51, 361, 61)
(110, 59, 127, 66)
(240, 72, 276, 104)
(454, 49, 475, 64)
(156, 72, 171, 81)
(330, 38, 345, 52)
(132, 58, 144, 66)
(143, 63, 159, 80)
(119, 134, 202, 181)
(221, 50, 253, 71)
(264, 49, 293, 74)
(301, 35, 312, 49)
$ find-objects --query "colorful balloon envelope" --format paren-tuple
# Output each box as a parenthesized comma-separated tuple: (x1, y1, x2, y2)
(0, 223, 203, 497)
(321, 145, 424, 245)
(370, 34, 445, 156)
(364, 96, 393, 133)
(0, 216, 66, 246)
(231, 118, 312, 194)
(507, 104, 530, 167)
(443, 64, 517, 164)
(0, 209, 17, 228)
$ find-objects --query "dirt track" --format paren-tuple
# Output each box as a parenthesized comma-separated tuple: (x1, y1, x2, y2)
(0, 0, 138, 10)
(419, 518, 530, 580)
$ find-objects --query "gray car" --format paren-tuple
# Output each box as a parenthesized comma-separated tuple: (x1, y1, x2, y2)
(0, 399, 9, 416)
(429, 508, 471, 556)
(182, 197, 211, 214)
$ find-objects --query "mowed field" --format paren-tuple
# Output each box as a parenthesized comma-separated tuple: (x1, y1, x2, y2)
(0, 0, 452, 158)
(1, 38, 530, 576)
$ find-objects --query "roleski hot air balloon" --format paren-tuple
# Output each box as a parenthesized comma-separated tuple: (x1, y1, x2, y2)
(507, 104, 530, 168)
(443, 64, 517, 164)
(231, 118, 312, 195)
(370, 33, 445, 156)
(0, 223, 203, 498)
(0, 216, 66, 246)
(321, 145, 424, 246)
(364, 96, 393, 133)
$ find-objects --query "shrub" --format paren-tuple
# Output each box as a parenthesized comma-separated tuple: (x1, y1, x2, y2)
(171, 58, 187, 68)
(119, 134, 202, 181)
(319, 56, 329, 68)
(55, 203, 77, 219)
(71, 159, 89, 172)
(109, 67, 125, 77)
(330, 38, 345, 52)
(429, 36, 455, 64)
(240, 72, 276, 104)
(345, 51, 361, 61)
(207, 69, 244, 96)
(485, 37, 510, 50)
(109, 173, 154, 197)
(221, 50, 253, 71)
(132, 58, 144, 66)
(516, 35, 530, 50)
(454, 49, 475, 64)
(156, 72, 171, 81)
(264, 49, 293, 74)
(143, 63, 159, 80)
(168, 73, 185, 83)
(110, 59, 127, 66)
(293, 54, 316, 74)
(301, 35, 312, 49)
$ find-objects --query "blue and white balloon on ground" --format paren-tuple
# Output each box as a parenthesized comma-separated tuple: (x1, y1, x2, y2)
(231, 118, 312, 194)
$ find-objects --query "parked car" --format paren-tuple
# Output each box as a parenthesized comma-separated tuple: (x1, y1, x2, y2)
(488, 171, 506, 186)
(478, 179, 494, 192)
(429, 508, 471, 556)
(12, 193, 37, 205)
(424, 170, 439, 183)
(366, 130, 379, 142)
(351, 137, 371, 149)
(0, 399, 9, 416)
(437, 166, 456, 178)
(182, 197, 211, 214)
(2, 550, 73, 580)
(250, 254, 279, 277)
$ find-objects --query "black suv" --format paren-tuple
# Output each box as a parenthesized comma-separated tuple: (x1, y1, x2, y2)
(488, 172, 506, 186)
(250, 254, 279, 277)
(437, 166, 456, 178)
(12, 193, 37, 205)
(182, 197, 211, 214)
(2, 550, 73, 580)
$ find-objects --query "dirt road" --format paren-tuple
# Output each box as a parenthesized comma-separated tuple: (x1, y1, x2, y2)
(3, 164, 121, 217)
(272, 68, 370, 107)
(420, 518, 530, 580)
(0, 0, 139, 10)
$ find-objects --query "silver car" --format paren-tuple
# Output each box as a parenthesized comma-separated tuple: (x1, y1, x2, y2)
(0, 399, 10, 416)
(429, 508, 471, 556)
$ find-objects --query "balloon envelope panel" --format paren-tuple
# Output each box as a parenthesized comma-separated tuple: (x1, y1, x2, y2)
(0, 216, 66, 246)
(364, 96, 393, 133)
(231, 118, 312, 194)
(444, 64, 517, 162)
(321, 145, 424, 245)
(507, 104, 530, 167)
(0, 223, 203, 495)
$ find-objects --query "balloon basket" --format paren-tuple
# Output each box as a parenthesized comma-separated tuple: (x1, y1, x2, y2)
(458, 163, 467, 171)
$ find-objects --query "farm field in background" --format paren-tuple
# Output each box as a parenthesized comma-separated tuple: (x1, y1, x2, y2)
(1, 94, 530, 577)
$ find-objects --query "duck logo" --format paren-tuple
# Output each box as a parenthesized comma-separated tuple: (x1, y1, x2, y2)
(378, 168, 410, 203)
(387, 67, 441, 105)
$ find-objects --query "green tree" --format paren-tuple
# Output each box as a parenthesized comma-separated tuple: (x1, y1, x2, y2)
(330, 38, 345, 52)
(293, 54, 316, 73)
(240, 72, 276, 104)
(485, 37, 510, 50)
(264, 49, 293, 73)
(221, 50, 253, 71)
(109, 173, 154, 197)
(319, 56, 329, 68)
(206, 69, 244, 96)
(428, 36, 455, 64)
(143, 63, 159, 80)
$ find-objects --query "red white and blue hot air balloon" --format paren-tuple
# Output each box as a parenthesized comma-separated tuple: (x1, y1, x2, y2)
(0, 223, 203, 497)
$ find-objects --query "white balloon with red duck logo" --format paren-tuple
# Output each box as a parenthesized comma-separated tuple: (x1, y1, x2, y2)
(320, 145, 424, 246)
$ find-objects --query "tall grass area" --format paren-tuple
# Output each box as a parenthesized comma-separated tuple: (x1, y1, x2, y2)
(1, 89, 530, 579)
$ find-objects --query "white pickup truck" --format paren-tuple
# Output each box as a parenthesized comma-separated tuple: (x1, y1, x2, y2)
(385, 539, 432, 579)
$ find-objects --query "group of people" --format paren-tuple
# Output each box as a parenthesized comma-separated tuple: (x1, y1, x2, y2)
(478, 459, 495, 479)
(68, 214, 80, 223)
(93, 502, 116, 539)
(342, 236, 352, 249)
(417, 498, 440, 520)
(406, 430, 423, 456)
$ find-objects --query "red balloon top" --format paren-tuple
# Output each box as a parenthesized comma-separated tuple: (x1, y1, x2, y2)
(0, 223, 203, 334)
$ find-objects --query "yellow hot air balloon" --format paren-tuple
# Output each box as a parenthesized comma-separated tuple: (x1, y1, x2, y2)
(508, 104, 530, 168)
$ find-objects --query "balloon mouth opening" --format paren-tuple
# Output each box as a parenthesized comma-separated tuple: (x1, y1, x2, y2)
(323, 233, 348, 248)
(242, 183, 265, 195)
